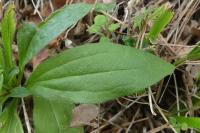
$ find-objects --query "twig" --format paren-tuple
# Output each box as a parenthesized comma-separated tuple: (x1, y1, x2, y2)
(21, 98, 32, 133)
(159, 75, 172, 103)
(148, 87, 157, 115)
(31, 0, 44, 21)
(101, 11, 125, 25)
(147, 123, 169, 133)
(125, 107, 140, 133)
(151, 91, 177, 133)
(173, 73, 180, 116)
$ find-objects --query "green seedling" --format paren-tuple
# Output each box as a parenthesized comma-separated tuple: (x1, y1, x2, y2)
(132, 5, 173, 46)
(88, 14, 120, 36)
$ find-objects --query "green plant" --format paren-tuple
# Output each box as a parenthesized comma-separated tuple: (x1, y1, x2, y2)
(0, 3, 175, 133)
(88, 14, 120, 36)
(170, 116, 200, 132)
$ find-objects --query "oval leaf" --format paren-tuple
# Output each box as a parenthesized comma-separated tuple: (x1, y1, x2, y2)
(27, 43, 175, 103)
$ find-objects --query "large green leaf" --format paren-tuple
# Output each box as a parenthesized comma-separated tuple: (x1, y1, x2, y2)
(26, 43, 175, 103)
(33, 96, 82, 133)
(0, 100, 24, 133)
(1, 4, 16, 70)
(18, 3, 92, 68)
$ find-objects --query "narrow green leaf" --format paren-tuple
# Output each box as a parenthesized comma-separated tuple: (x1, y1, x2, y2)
(148, 8, 173, 40)
(19, 3, 92, 67)
(171, 116, 200, 130)
(17, 23, 37, 69)
(1, 4, 16, 69)
(33, 96, 82, 133)
(0, 100, 24, 133)
(27, 42, 175, 103)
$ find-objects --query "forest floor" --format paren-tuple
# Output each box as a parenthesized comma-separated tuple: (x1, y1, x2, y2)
(1, 0, 200, 132)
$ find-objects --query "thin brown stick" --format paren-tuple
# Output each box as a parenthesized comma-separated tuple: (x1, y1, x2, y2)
(21, 98, 32, 133)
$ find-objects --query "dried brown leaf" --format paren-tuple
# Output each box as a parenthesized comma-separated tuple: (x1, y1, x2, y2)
(70, 104, 99, 127)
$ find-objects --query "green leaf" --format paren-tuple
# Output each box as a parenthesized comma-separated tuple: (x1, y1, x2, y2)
(108, 23, 120, 32)
(148, 8, 173, 40)
(27, 42, 175, 103)
(17, 22, 37, 69)
(94, 15, 107, 26)
(0, 100, 24, 133)
(1, 4, 16, 69)
(19, 3, 92, 67)
(33, 96, 82, 133)
(171, 116, 200, 130)
(4, 66, 19, 86)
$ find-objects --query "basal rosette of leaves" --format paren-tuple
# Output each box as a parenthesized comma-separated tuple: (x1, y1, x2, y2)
(0, 3, 175, 133)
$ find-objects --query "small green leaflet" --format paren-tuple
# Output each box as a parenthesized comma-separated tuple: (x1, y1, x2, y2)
(27, 42, 175, 103)
(17, 3, 92, 68)
(94, 15, 107, 26)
